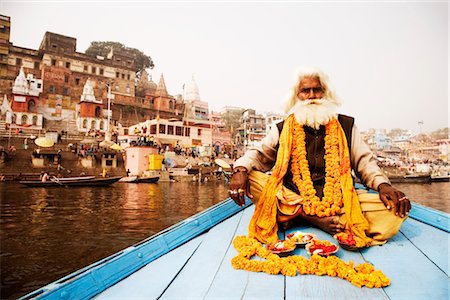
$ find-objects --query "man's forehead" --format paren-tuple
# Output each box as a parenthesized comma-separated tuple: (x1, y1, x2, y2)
(299, 76, 322, 86)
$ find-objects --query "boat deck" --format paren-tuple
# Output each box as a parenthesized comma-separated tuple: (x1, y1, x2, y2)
(94, 202, 449, 300)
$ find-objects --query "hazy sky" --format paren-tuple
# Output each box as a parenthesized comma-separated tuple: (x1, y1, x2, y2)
(2, 1, 448, 133)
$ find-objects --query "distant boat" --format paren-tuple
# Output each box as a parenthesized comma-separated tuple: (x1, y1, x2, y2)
(388, 174, 431, 183)
(118, 176, 139, 183)
(134, 176, 160, 183)
(118, 175, 160, 183)
(430, 174, 450, 182)
(19, 176, 122, 187)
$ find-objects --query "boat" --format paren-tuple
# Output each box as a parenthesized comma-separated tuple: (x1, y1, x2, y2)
(134, 175, 160, 183)
(19, 176, 122, 187)
(118, 175, 160, 183)
(118, 176, 139, 183)
(19, 185, 449, 299)
(388, 174, 431, 183)
(431, 174, 450, 182)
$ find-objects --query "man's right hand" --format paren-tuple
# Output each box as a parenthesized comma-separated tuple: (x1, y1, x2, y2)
(228, 167, 253, 207)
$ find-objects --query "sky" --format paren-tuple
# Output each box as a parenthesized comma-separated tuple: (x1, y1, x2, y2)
(1, 0, 448, 133)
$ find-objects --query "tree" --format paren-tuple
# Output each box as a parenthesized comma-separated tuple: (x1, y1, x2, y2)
(221, 109, 245, 132)
(85, 41, 154, 77)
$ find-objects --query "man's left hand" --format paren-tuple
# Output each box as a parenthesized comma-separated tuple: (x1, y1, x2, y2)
(378, 183, 411, 217)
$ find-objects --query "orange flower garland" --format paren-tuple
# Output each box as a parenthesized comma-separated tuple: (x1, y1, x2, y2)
(291, 117, 343, 217)
(231, 236, 390, 288)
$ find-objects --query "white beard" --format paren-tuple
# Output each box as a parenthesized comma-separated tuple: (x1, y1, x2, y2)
(288, 99, 339, 130)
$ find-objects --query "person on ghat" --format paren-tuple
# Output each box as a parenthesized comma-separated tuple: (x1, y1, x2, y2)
(228, 66, 411, 248)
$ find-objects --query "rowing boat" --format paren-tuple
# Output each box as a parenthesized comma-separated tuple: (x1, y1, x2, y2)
(19, 186, 449, 299)
(19, 176, 122, 187)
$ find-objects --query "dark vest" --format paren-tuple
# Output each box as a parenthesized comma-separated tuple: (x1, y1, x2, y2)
(276, 114, 354, 198)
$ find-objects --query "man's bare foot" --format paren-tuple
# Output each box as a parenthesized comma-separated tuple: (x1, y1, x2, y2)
(301, 213, 344, 235)
(277, 209, 303, 230)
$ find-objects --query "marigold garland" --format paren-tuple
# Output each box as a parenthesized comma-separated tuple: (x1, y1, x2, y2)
(231, 236, 390, 288)
(291, 118, 343, 217)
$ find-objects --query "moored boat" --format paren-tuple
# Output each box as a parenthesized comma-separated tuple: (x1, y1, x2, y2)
(430, 175, 450, 182)
(18, 188, 449, 299)
(118, 175, 160, 183)
(19, 176, 122, 187)
(388, 174, 431, 183)
(134, 175, 160, 183)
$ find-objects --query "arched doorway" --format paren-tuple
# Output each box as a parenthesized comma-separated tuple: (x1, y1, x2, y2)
(28, 100, 36, 112)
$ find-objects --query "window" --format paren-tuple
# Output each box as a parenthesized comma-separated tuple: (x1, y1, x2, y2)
(84, 65, 88, 72)
(127, 74, 130, 80)
(126, 85, 130, 93)
(37, 83, 41, 89)
(168, 125, 174, 135)
(49, 86, 56, 93)
(21, 114, 28, 125)
(150, 124, 156, 134)
(65, 62, 70, 68)
(99, 68, 104, 75)
(91, 120, 96, 129)
(64, 75, 69, 83)
(75, 78, 80, 85)
(169, 100, 174, 110)
(52, 44, 57, 50)
(115, 85, 120, 91)
(176, 126, 183, 136)
(32, 115, 38, 125)
(95, 107, 101, 117)
(159, 124, 166, 134)
(185, 127, 190, 137)
(51, 59, 56, 66)
(63, 87, 70, 96)
(82, 119, 88, 128)
(16, 58, 22, 66)
(34, 61, 40, 69)
(91, 66, 96, 74)
(121, 73, 125, 79)
(198, 129, 202, 136)
(28, 100, 36, 113)
(116, 72, 119, 78)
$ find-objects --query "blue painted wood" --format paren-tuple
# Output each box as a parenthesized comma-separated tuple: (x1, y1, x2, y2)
(409, 202, 450, 232)
(19, 198, 252, 300)
(400, 218, 449, 276)
(95, 235, 204, 299)
(361, 229, 449, 299)
(204, 207, 255, 299)
(160, 211, 245, 299)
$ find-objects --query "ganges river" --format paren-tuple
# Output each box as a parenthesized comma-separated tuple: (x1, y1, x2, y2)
(1, 181, 449, 299)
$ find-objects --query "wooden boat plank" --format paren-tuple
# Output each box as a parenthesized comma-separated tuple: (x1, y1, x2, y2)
(205, 207, 255, 299)
(284, 226, 388, 299)
(94, 235, 204, 299)
(159, 210, 245, 299)
(360, 224, 449, 299)
(400, 218, 449, 276)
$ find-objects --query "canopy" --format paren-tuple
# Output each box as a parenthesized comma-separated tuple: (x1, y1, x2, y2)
(215, 158, 232, 170)
(34, 137, 54, 148)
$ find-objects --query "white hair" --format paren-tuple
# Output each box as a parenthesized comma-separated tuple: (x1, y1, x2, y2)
(283, 66, 340, 113)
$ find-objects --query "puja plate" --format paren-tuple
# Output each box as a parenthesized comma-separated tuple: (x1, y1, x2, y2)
(286, 231, 316, 246)
(266, 240, 297, 256)
(305, 240, 339, 256)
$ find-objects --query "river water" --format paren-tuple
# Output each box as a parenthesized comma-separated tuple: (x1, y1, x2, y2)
(1, 181, 449, 299)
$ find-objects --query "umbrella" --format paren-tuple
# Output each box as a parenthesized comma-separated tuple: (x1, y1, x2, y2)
(110, 143, 123, 151)
(34, 137, 54, 148)
(215, 158, 232, 170)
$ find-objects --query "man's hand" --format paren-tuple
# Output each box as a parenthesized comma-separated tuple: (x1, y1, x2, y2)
(378, 183, 411, 217)
(228, 167, 253, 207)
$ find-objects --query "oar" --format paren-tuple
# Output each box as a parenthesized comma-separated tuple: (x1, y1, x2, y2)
(51, 176, 64, 186)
